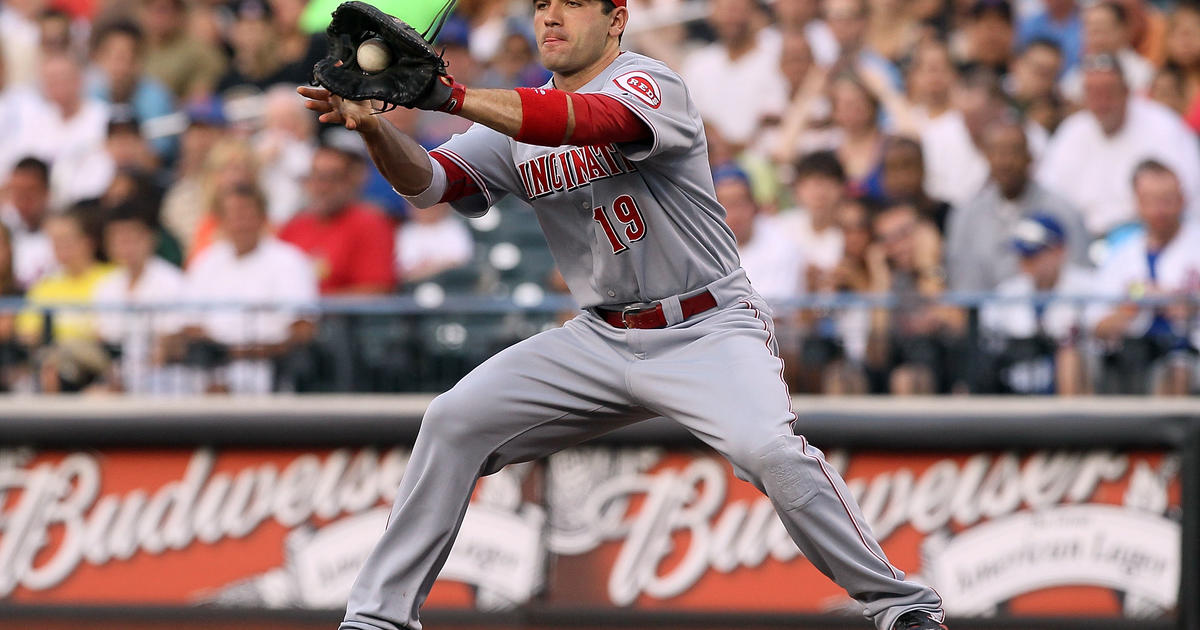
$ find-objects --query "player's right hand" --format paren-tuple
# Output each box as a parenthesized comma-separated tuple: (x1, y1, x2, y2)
(297, 85, 380, 134)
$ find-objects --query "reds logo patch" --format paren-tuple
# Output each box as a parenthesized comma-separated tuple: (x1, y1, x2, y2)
(612, 71, 662, 109)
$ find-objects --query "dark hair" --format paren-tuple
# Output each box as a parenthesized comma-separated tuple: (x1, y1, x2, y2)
(12, 157, 51, 187)
(1092, 1, 1128, 26)
(1022, 36, 1062, 56)
(795, 150, 847, 184)
(105, 197, 157, 232)
(1132, 159, 1178, 187)
(0, 222, 16, 295)
(91, 20, 143, 55)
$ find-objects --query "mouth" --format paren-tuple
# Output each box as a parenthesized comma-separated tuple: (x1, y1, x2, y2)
(542, 34, 567, 46)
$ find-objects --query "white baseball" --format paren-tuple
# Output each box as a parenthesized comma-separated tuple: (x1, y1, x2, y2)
(356, 38, 392, 73)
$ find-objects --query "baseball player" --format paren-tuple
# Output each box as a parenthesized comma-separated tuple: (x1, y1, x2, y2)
(298, 0, 947, 628)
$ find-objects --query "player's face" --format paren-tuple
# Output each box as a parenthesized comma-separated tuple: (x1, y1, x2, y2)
(533, 0, 623, 75)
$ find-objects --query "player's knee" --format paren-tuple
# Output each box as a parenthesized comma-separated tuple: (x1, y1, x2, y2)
(421, 389, 483, 445)
(751, 434, 823, 511)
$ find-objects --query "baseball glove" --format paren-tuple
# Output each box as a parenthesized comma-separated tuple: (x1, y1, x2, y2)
(312, 0, 462, 112)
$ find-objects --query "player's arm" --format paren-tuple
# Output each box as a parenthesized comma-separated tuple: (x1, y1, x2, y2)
(456, 87, 649, 146)
(298, 86, 434, 195)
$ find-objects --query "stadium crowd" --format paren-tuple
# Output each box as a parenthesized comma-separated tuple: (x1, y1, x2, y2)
(0, 0, 1199, 395)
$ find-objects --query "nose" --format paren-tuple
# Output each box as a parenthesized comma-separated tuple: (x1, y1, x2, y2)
(542, 1, 562, 26)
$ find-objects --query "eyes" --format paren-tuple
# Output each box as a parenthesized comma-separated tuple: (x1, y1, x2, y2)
(534, 0, 583, 11)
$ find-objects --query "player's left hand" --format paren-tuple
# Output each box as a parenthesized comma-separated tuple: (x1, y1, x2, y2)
(297, 85, 380, 133)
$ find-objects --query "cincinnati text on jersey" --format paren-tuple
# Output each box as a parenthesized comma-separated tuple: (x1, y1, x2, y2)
(517, 143, 638, 200)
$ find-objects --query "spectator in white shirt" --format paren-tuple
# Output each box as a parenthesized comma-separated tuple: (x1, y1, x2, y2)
(922, 69, 1047, 207)
(980, 214, 1095, 394)
(681, 0, 787, 152)
(1088, 160, 1200, 395)
(1037, 54, 1200, 237)
(92, 200, 190, 394)
(0, 157, 56, 289)
(1060, 2, 1154, 103)
(169, 184, 318, 394)
(772, 0, 839, 67)
(776, 151, 846, 288)
(715, 165, 805, 303)
(11, 52, 112, 208)
(395, 203, 474, 285)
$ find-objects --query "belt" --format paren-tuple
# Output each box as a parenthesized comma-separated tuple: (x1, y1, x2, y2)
(597, 290, 718, 329)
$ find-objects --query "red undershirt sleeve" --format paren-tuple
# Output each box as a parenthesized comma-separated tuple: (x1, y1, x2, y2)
(513, 88, 649, 147)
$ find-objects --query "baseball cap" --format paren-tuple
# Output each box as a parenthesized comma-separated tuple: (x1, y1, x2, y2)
(711, 163, 751, 188)
(1012, 213, 1066, 257)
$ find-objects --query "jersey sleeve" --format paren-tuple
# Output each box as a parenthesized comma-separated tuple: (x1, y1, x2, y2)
(596, 62, 701, 162)
(429, 123, 525, 218)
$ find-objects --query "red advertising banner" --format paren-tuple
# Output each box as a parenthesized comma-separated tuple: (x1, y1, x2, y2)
(0, 446, 1181, 619)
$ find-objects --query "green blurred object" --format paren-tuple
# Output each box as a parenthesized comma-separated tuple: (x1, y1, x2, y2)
(301, 0, 454, 38)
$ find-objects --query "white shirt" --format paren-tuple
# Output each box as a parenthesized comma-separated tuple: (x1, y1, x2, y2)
(0, 205, 55, 289)
(981, 264, 1096, 341)
(738, 215, 805, 303)
(805, 21, 840, 67)
(680, 33, 788, 146)
(396, 215, 474, 278)
(93, 258, 193, 394)
(184, 237, 318, 393)
(774, 207, 844, 270)
(1085, 222, 1200, 347)
(10, 95, 112, 208)
(0, 7, 38, 87)
(922, 111, 1048, 207)
(1038, 98, 1200, 236)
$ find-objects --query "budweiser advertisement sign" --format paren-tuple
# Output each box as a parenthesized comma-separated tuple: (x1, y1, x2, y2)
(0, 446, 1181, 619)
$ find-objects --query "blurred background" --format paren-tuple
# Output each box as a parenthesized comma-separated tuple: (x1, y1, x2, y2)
(0, 0, 1198, 627)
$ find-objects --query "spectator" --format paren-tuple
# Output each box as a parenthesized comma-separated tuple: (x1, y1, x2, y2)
(1037, 54, 1200, 237)
(1061, 2, 1154, 103)
(979, 214, 1095, 394)
(279, 143, 395, 294)
(159, 101, 227, 247)
(1007, 38, 1065, 131)
(93, 199, 187, 393)
(776, 151, 846, 286)
(254, 85, 316, 225)
(825, 0, 902, 88)
(1149, 66, 1189, 120)
(86, 20, 174, 156)
(779, 29, 816, 100)
(36, 8, 73, 56)
(396, 203, 474, 285)
(480, 31, 551, 89)
(877, 136, 950, 233)
(854, 38, 958, 137)
(681, 0, 786, 152)
(265, 0, 328, 88)
(947, 118, 1088, 292)
(1165, 3, 1200, 133)
(714, 165, 804, 303)
(11, 52, 112, 207)
(782, 73, 887, 196)
(1089, 160, 1200, 395)
(0, 222, 23, 391)
(960, 0, 1015, 76)
(865, 201, 963, 394)
(216, 0, 285, 99)
(172, 184, 317, 393)
(1015, 0, 1081, 72)
(102, 112, 159, 177)
(139, 0, 226, 101)
(0, 157, 57, 289)
(15, 206, 114, 391)
(176, 137, 259, 260)
(772, 0, 838, 66)
(1113, 0, 1166, 68)
(921, 68, 1046, 207)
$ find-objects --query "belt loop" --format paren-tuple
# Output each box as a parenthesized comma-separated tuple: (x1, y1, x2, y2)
(660, 295, 684, 326)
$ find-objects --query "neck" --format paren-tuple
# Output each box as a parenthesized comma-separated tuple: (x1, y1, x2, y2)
(127, 260, 147, 285)
(844, 126, 877, 143)
(64, 260, 92, 277)
(999, 178, 1028, 200)
(725, 34, 755, 60)
(811, 211, 835, 231)
(1148, 223, 1181, 251)
(1034, 269, 1059, 291)
(553, 44, 621, 92)
(58, 100, 81, 119)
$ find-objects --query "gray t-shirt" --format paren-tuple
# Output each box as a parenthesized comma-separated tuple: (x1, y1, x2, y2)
(431, 52, 740, 308)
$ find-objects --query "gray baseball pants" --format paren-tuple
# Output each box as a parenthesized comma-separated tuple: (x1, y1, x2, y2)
(341, 271, 943, 630)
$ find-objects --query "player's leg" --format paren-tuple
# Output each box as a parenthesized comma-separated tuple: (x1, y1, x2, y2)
(629, 296, 944, 630)
(341, 316, 649, 630)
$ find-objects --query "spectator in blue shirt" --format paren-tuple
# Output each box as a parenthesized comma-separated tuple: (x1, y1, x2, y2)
(1016, 0, 1082, 73)
(86, 21, 175, 158)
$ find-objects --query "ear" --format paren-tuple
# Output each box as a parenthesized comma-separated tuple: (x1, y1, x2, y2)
(609, 5, 628, 38)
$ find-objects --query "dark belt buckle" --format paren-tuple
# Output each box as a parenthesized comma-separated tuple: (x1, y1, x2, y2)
(620, 302, 658, 329)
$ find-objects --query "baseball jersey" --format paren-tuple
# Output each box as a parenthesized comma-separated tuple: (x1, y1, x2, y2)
(431, 52, 741, 308)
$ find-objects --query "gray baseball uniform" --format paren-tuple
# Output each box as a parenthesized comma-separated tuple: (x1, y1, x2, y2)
(340, 52, 944, 630)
